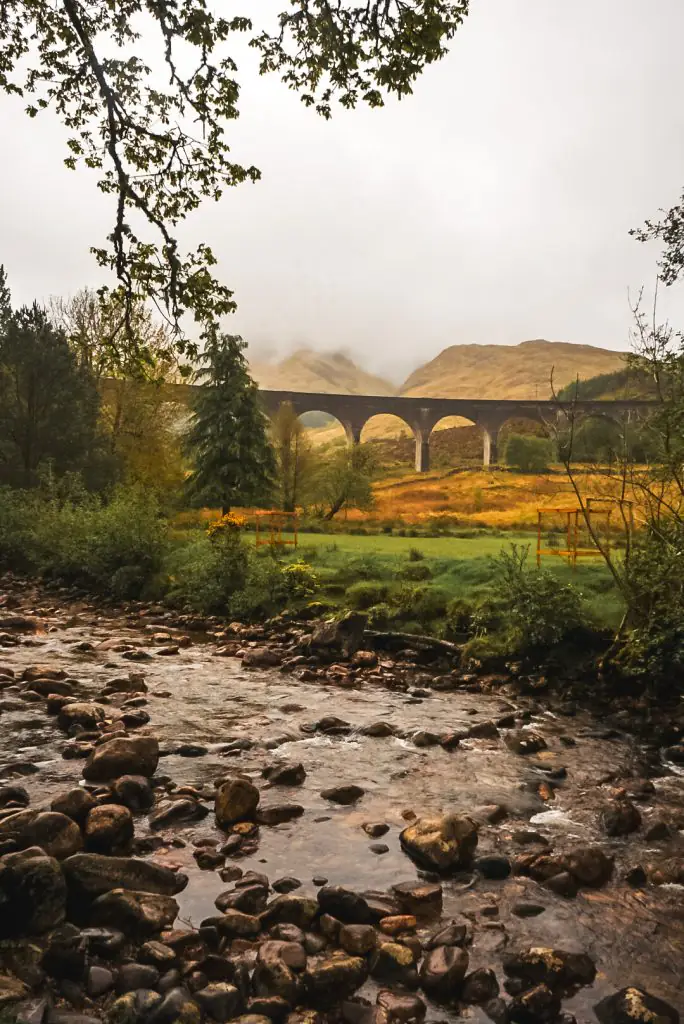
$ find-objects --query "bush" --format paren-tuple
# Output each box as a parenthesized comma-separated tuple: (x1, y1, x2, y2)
(281, 561, 319, 599)
(504, 434, 554, 473)
(408, 547, 424, 561)
(393, 584, 449, 624)
(345, 580, 390, 610)
(367, 602, 393, 629)
(0, 483, 168, 599)
(444, 597, 475, 638)
(473, 545, 586, 655)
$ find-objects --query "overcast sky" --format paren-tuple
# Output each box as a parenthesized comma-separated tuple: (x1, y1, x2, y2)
(2, 0, 684, 382)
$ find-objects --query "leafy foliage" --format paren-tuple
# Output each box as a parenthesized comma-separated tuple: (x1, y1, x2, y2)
(503, 433, 554, 473)
(184, 333, 275, 513)
(471, 545, 586, 656)
(310, 444, 375, 519)
(0, 483, 167, 597)
(271, 402, 315, 512)
(0, 303, 108, 487)
(0, 1, 468, 350)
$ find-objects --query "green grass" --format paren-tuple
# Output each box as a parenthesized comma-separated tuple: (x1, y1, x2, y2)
(294, 530, 534, 558)
(288, 531, 624, 631)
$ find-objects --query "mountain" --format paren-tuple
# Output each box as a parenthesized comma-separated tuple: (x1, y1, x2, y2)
(399, 339, 626, 400)
(250, 349, 395, 396)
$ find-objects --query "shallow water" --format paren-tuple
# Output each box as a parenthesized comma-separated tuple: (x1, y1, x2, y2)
(2, 596, 684, 1018)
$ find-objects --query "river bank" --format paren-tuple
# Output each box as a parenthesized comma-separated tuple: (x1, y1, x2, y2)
(0, 574, 682, 1023)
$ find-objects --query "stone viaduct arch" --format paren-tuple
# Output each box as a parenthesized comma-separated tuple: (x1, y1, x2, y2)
(257, 390, 658, 472)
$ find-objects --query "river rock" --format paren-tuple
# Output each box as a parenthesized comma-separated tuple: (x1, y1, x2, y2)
(203, 910, 261, 938)
(376, 991, 426, 1023)
(563, 846, 614, 887)
(262, 895, 319, 929)
(308, 613, 366, 659)
(594, 987, 679, 1024)
(505, 731, 547, 755)
(0, 785, 29, 810)
(57, 703, 107, 732)
(318, 886, 371, 924)
(51, 788, 97, 825)
(86, 965, 116, 997)
(419, 946, 469, 999)
(399, 814, 478, 872)
(476, 854, 511, 879)
(253, 956, 299, 1005)
(425, 918, 471, 948)
(216, 885, 268, 915)
(242, 649, 282, 669)
(90, 889, 179, 937)
(0, 847, 67, 935)
(83, 736, 160, 781)
(85, 805, 134, 853)
(601, 799, 641, 837)
(371, 943, 418, 986)
(304, 954, 368, 1007)
(339, 924, 377, 956)
(146, 987, 201, 1024)
(26, 678, 74, 697)
(117, 962, 160, 993)
(0, 809, 83, 860)
(503, 947, 596, 992)
(103, 675, 148, 694)
(462, 968, 499, 1004)
(215, 779, 260, 827)
(262, 763, 306, 786)
(150, 798, 209, 830)
(63, 853, 187, 903)
(320, 785, 364, 805)
(257, 804, 304, 826)
(509, 983, 560, 1023)
(22, 666, 66, 682)
(110, 775, 155, 812)
(195, 983, 243, 1022)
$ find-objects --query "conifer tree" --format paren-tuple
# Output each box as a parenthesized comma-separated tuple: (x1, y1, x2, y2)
(185, 334, 275, 514)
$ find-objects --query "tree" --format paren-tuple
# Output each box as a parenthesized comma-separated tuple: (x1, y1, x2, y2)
(0, 304, 105, 487)
(184, 333, 275, 513)
(0, 265, 11, 333)
(0, 2, 469, 355)
(548, 297, 684, 684)
(271, 402, 315, 512)
(51, 289, 186, 497)
(310, 444, 375, 520)
(503, 433, 554, 473)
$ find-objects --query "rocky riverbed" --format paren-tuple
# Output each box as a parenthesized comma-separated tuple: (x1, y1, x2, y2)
(0, 574, 683, 1024)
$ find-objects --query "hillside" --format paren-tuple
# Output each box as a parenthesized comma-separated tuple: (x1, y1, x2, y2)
(250, 349, 394, 396)
(399, 339, 626, 400)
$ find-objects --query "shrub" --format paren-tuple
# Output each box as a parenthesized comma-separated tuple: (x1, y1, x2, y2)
(345, 580, 390, 610)
(503, 434, 554, 473)
(281, 561, 319, 599)
(408, 547, 424, 561)
(367, 602, 393, 629)
(0, 487, 40, 569)
(444, 597, 475, 638)
(393, 584, 449, 624)
(478, 544, 586, 654)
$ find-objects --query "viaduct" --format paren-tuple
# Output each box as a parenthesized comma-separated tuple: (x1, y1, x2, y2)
(256, 391, 657, 472)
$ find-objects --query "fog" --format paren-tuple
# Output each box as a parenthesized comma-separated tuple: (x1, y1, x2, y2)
(2, 0, 684, 381)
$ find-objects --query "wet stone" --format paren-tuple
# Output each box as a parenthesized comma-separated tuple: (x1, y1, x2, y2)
(320, 785, 365, 805)
(363, 823, 389, 838)
(117, 963, 160, 993)
(594, 987, 679, 1024)
(419, 946, 469, 999)
(376, 991, 426, 1023)
(601, 799, 642, 837)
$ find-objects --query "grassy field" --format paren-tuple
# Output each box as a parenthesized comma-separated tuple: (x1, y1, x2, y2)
(291, 530, 623, 630)
(294, 530, 533, 558)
